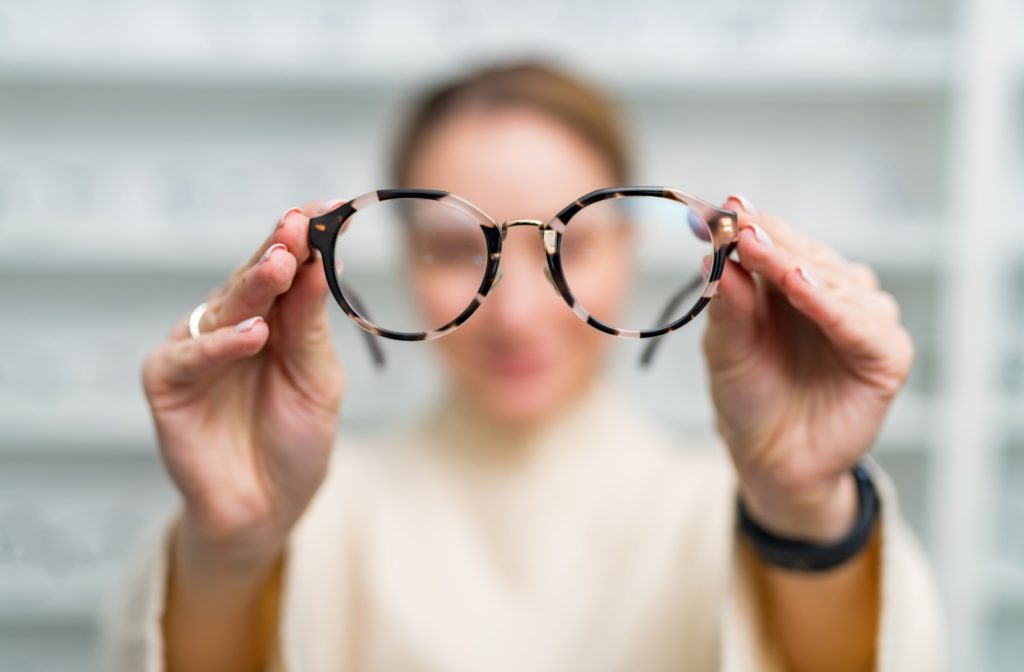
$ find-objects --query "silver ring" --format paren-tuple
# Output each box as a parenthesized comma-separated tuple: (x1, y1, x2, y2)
(188, 302, 209, 340)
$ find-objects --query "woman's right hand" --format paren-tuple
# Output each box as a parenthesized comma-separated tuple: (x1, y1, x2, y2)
(142, 202, 346, 569)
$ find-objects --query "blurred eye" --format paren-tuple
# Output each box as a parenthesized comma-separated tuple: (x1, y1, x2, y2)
(559, 231, 593, 264)
(688, 210, 711, 242)
(411, 231, 485, 268)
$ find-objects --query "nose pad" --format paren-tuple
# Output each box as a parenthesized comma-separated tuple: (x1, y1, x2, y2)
(542, 265, 560, 297)
(492, 269, 503, 289)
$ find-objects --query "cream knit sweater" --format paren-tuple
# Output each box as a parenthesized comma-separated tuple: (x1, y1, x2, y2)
(101, 381, 945, 671)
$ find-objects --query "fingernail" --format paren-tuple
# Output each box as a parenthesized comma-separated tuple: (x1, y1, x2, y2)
(797, 266, 820, 289)
(748, 222, 773, 249)
(260, 242, 288, 265)
(235, 316, 263, 332)
(726, 193, 758, 215)
(276, 206, 302, 230)
(316, 198, 345, 215)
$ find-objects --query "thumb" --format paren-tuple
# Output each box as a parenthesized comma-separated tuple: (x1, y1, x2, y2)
(272, 256, 344, 402)
(702, 197, 762, 371)
(703, 257, 760, 366)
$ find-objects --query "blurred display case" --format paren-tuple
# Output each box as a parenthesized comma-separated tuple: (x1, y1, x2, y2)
(0, 1, 1020, 670)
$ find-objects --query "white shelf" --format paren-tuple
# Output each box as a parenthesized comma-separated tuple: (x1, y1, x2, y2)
(0, 562, 120, 623)
(0, 36, 952, 97)
(1001, 395, 1024, 440)
(987, 557, 1024, 612)
(0, 216, 948, 277)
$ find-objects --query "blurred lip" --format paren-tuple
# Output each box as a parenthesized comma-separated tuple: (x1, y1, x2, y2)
(484, 347, 555, 380)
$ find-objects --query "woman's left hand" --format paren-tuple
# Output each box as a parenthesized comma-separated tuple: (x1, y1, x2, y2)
(702, 195, 915, 543)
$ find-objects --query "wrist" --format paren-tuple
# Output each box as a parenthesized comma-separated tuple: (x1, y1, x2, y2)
(174, 513, 286, 587)
(738, 469, 859, 544)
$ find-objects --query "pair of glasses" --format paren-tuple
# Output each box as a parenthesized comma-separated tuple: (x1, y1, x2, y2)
(308, 186, 739, 369)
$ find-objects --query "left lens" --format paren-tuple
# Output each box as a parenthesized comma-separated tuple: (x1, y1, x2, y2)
(558, 194, 714, 333)
(332, 196, 490, 335)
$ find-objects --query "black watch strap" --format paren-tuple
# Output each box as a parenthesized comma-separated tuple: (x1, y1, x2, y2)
(736, 463, 880, 572)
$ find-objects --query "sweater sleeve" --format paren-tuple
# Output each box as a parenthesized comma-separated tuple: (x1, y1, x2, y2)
(96, 441, 367, 672)
(97, 509, 292, 672)
(719, 456, 947, 672)
(97, 508, 178, 672)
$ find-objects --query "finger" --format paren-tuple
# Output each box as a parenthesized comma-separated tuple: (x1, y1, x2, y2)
(872, 289, 902, 323)
(187, 198, 347, 338)
(240, 206, 305, 269)
(728, 200, 859, 303)
(145, 316, 269, 390)
(274, 256, 330, 345)
(845, 261, 881, 291)
(251, 199, 343, 301)
(731, 212, 800, 290)
(202, 241, 299, 333)
(169, 312, 192, 341)
(272, 202, 333, 267)
(236, 200, 333, 276)
(270, 258, 344, 406)
(258, 198, 344, 270)
(779, 264, 902, 362)
(703, 256, 762, 368)
(724, 194, 803, 253)
(167, 206, 303, 342)
(304, 198, 346, 218)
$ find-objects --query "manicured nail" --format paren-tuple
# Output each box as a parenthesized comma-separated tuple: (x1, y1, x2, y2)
(797, 266, 820, 289)
(235, 316, 263, 332)
(276, 206, 302, 230)
(260, 242, 287, 265)
(748, 222, 773, 249)
(316, 198, 345, 215)
(726, 193, 758, 215)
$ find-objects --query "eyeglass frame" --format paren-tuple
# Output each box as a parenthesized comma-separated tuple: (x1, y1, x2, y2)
(308, 186, 739, 369)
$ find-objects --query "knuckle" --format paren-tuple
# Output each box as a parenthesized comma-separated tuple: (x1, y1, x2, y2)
(759, 212, 788, 235)
(141, 346, 168, 394)
(202, 300, 225, 331)
(803, 241, 838, 265)
(878, 290, 901, 320)
(899, 326, 916, 367)
(321, 367, 346, 410)
(196, 332, 218, 362)
(738, 230, 773, 264)
(261, 253, 295, 288)
(877, 328, 916, 396)
(849, 262, 880, 288)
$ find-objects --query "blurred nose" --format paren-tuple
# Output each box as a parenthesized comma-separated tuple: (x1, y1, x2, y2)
(485, 227, 560, 329)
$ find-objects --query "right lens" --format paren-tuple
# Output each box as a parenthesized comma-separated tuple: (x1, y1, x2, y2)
(559, 194, 714, 333)
(331, 197, 491, 335)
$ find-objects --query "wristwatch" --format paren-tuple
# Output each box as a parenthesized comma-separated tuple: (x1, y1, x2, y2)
(736, 463, 880, 572)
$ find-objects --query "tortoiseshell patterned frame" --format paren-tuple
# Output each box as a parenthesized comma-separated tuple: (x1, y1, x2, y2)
(309, 186, 739, 368)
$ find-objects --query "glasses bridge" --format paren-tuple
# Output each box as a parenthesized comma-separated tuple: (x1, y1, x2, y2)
(499, 219, 544, 237)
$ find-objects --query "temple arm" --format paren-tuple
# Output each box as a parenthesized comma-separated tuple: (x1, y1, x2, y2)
(339, 283, 386, 369)
(638, 273, 703, 368)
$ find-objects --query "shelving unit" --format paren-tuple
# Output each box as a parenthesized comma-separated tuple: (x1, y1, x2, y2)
(0, 1, 1019, 669)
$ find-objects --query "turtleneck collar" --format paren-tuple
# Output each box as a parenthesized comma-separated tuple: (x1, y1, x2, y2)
(414, 376, 624, 473)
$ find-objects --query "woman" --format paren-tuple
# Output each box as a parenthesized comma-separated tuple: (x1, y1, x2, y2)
(103, 63, 943, 671)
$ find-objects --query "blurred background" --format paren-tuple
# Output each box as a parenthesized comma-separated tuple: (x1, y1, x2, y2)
(0, 0, 1021, 669)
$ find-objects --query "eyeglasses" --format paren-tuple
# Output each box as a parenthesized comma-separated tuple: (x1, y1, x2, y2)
(308, 186, 738, 369)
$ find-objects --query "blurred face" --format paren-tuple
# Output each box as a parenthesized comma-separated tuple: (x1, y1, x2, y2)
(404, 105, 631, 428)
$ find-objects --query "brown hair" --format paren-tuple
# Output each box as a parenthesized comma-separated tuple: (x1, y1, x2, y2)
(389, 61, 631, 187)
